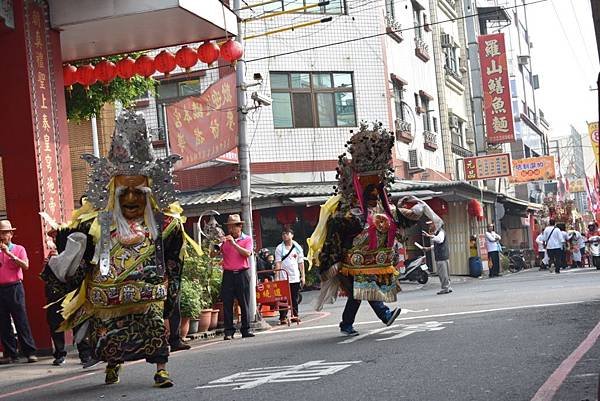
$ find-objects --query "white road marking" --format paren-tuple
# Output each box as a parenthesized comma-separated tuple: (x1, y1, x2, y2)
(376, 321, 453, 341)
(338, 325, 401, 344)
(259, 300, 587, 335)
(196, 360, 361, 390)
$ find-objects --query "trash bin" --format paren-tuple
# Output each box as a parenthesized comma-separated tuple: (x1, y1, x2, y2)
(469, 256, 482, 277)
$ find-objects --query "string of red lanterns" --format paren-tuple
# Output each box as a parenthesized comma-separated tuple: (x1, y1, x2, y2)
(63, 40, 243, 88)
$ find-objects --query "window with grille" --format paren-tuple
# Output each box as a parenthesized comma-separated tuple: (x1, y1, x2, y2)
(270, 72, 356, 128)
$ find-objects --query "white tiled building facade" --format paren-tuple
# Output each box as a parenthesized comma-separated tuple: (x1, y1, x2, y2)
(138, 0, 449, 183)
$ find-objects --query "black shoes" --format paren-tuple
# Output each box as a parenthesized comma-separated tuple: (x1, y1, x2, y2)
(223, 334, 233, 340)
(170, 342, 191, 351)
(82, 357, 102, 369)
(386, 308, 402, 326)
(241, 332, 255, 338)
(52, 356, 66, 366)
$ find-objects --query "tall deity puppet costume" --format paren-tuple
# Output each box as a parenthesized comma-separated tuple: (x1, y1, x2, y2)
(307, 123, 442, 335)
(45, 111, 196, 387)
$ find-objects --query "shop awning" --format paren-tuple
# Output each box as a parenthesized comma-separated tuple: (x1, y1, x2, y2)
(49, 0, 238, 61)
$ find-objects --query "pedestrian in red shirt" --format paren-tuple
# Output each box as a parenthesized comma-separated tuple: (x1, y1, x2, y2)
(0, 220, 37, 364)
(216, 214, 254, 340)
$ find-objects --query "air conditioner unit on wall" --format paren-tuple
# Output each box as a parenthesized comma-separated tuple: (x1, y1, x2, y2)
(517, 55, 530, 65)
(408, 149, 424, 171)
(449, 115, 459, 129)
(441, 33, 452, 48)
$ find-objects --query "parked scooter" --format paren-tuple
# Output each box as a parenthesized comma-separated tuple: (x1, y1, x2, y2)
(507, 249, 528, 273)
(398, 255, 429, 284)
(587, 235, 600, 269)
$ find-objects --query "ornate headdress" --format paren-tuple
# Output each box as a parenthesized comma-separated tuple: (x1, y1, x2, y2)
(335, 122, 395, 211)
(82, 110, 182, 210)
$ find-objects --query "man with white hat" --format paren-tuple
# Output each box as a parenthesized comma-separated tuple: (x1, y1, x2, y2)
(0, 219, 37, 364)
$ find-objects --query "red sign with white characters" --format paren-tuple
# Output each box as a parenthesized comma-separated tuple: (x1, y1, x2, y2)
(167, 74, 238, 170)
(478, 33, 515, 144)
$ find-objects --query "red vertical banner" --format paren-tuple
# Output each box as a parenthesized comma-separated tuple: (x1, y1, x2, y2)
(478, 33, 515, 144)
(24, 1, 67, 227)
(166, 74, 238, 170)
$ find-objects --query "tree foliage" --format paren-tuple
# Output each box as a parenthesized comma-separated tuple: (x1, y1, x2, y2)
(65, 55, 156, 122)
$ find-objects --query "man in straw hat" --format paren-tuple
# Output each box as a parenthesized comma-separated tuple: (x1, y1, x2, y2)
(214, 214, 254, 340)
(43, 111, 199, 387)
(0, 219, 38, 364)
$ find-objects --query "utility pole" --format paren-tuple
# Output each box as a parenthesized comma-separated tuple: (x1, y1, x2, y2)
(234, 0, 258, 321)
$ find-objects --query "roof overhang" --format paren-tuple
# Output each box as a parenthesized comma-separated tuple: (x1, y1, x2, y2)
(49, 0, 238, 62)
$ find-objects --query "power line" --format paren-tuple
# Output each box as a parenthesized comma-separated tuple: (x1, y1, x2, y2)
(567, 0, 597, 68)
(549, 0, 593, 79)
(245, 0, 549, 64)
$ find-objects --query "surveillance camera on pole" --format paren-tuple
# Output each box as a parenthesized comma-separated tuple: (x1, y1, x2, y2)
(250, 92, 272, 106)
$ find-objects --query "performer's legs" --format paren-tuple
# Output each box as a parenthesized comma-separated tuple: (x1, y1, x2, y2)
(46, 302, 66, 361)
(368, 301, 389, 322)
(340, 296, 361, 330)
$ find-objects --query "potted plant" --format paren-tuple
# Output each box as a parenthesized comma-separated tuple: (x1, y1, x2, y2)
(179, 278, 203, 338)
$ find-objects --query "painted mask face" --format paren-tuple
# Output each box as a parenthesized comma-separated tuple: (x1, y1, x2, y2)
(115, 175, 148, 220)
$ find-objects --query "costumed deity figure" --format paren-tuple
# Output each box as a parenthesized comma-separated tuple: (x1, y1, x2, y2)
(45, 111, 197, 388)
(307, 123, 442, 336)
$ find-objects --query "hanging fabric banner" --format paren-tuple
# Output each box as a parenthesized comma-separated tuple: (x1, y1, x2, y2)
(166, 73, 238, 171)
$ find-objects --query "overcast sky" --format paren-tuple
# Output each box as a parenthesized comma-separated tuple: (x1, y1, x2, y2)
(525, 0, 598, 173)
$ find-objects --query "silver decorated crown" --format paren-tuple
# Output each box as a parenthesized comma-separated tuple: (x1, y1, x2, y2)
(334, 122, 395, 211)
(82, 110, 182, 210)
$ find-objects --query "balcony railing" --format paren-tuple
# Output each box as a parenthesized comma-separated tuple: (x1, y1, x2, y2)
(414, 37, 430, 62)
(451, 142, 473, 157)
(394, 119, 413, 143)
(444, 65, 462, 83)
(423, 130, 437, 151)
(385, 15, 403, 43)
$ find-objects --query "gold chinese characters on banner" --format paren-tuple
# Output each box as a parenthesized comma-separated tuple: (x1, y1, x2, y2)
(464, 153, 512, 180)
(509, 156, 556, 183)
(166, 74, 238, 171)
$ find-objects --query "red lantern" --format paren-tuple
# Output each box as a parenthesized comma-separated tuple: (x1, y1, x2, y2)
(76, 64, 97, 89)
(220, 39, 244, 63)
(116, 57, 136, 79)
(154, 50, 177, 76)
(467, 199, 484, 221)
(94, 59, 117, 84)
(63, 64, 77, 88)
(197, 41, 220, 65)
(175, 46, 197, 71)
(134, 55, 155, 78)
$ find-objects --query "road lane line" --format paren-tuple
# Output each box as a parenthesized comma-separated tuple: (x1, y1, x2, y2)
(0, 372, 97, 400)
(337, 325, 400, 344)
(260, 300, 589, 334)
(530, 320, 600, 401)
(0, 340, 221, 399)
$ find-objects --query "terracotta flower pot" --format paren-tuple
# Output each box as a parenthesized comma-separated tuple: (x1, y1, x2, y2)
(180, 316, 191, 338)
(213, 302, 224, 327)
(197, 309, 212, 333)
(209, 309, 219, 330)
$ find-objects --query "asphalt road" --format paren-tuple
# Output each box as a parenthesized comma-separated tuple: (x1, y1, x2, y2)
(1, 268, 600, 401)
